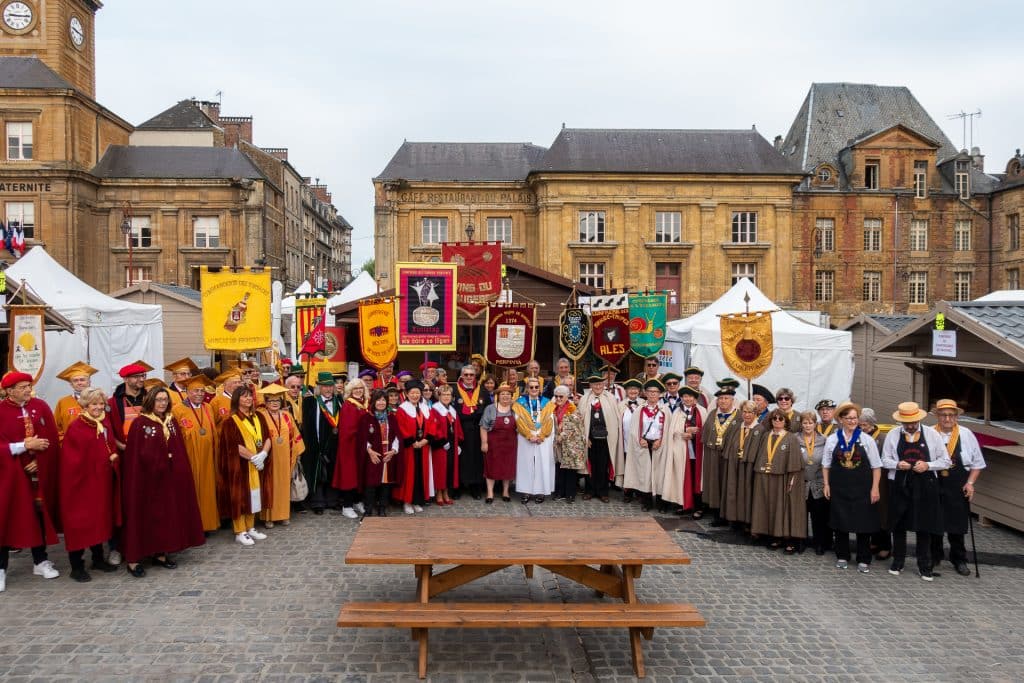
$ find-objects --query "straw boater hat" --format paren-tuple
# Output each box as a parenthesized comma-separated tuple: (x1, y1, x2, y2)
(892, 401, 928, 423)
(932, 398, 964, 415)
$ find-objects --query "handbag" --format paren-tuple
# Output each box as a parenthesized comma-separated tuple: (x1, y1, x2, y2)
(290, 461, 309, 502)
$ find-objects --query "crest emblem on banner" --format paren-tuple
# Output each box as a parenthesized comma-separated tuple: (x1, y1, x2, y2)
(559, 307, 591, 360)
(628, 293, 667, 357)
(486, 303, 536, 368)
(441, 241, 502, 318)
(719, 311, 774, 380)
(199, 266, 272, 351)
(590, 294, 630, 366)
(358, 298, 398, 369)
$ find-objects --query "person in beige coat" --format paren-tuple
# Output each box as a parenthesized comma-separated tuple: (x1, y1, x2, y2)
(624, 379, 670, 510)
(661, 386, 708, 514)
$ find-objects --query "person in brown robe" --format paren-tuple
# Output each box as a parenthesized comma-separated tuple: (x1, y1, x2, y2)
(121, 387, 206, 577)
(750, 409, 807, 553)
(700, 386, 741, 526)
(721, 400, 764, 528)
(217, 386, 272, 547)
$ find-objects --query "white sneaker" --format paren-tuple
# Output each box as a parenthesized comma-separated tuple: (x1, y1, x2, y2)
(107, 550, 122, 566)
(247, 528, 267, 540)
(341, 507, 359, 519)
(0, 569, 6, 592)
(403, 503, 415, 515)
(857, 563, 870, 574)
(235, 532, 255, 547)
(353, 502, 366, 514)
(33, 560, 59, 579)
(413, 505, 424, 513)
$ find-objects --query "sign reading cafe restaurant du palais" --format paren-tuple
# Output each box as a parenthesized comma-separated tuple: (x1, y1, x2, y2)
(1, 0, 352, 294)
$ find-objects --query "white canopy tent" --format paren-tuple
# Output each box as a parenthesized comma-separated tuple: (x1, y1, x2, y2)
(280, 273, 378, 358)
(7, 247, 163, 405)
(280, 279, 313, 317)
(663, 278, 853, 411)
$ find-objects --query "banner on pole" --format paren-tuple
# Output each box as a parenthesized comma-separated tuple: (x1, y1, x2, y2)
(396, 262, 457, 351)
(441, 241, 502, 318)
(200, 267, 272, 351)
(7, 305, 45, 382)
(485, 303, 536, 368)
(358, 298, 398, 369)
(590, 294, 631, 366)
(719, 310, 774, 380)
(628, 293, 667, 357)
(558, 306, 591, 361)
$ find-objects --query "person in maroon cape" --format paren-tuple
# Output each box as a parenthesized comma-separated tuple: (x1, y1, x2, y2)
(332, 378, 368, 519)
(359, 390, 400, 517)
(59, 387, 120, 582)
(218, 386, 272, 548)
(108, 361, 152, 452)
(0, 371, 61, 591)
(121, 387, 205, 577)
(394, 380, 433, 515)
(479, 383, 519, 504)
(427, 384, 462, 507)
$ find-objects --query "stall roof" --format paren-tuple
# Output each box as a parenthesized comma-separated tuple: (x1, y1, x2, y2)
(1, 280, 75, 333)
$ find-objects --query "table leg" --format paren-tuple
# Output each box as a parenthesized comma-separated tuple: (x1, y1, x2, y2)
(418, 629, 429, 679)
(622, 565, 647, 677)
(523, 564, 534, 579)
(414, 564, 431, 677)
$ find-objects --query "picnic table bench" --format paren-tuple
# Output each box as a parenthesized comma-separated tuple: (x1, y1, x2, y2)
(339, 517, 705, 678)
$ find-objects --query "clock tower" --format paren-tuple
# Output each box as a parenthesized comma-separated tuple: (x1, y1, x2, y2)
(0, 0, 100, 98)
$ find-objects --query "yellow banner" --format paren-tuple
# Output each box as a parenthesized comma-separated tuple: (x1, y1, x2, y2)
(720, 311, 774, 380)
(358, 298, 398, 369)
(200, 267, 272, 351)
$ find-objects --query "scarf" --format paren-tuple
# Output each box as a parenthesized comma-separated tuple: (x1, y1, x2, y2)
(80, 413, 107, 438)
(943, 424, 961, 458)
(233, 412, 263, 451)
(456, 380, 481, 415)
(836, 427, 862, 455)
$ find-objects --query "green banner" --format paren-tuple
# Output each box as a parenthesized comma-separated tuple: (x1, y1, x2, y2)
(628, 293, 667, 357)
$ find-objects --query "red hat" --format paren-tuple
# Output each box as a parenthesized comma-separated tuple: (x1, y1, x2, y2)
(419, 361, 439, 371)
(1, 371, 33, 389)
(118, 362, 152, 378)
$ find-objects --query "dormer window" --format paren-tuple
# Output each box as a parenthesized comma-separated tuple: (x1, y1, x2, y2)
(864, 159, 879, 190)
(955, 160, 970, 199)
(814, 164, 836, 187)
(914, 160, 928, 198)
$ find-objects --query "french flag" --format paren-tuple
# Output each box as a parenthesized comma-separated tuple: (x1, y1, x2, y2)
(11, 222, 25, 257)
(0, 219, 13, 257)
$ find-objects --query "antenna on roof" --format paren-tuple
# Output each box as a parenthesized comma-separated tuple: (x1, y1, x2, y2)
(947, 109, 982, 150)
(562, 122, 565, 129)
(214, 90, 223, 104)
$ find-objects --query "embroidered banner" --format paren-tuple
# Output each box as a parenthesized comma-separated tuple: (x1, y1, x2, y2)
(7, 305, 45, 382)
(590, 295, 630, 366)
(628, 293, 667, 357)
(396, 262, 457, 351)
(485, 303, 536, 368)
(441, 241, 502, 318)
(719, 310, 774, 380)
(199, 266, 272, 351)
(294, 296, 326, 358)
(558, 306, 591, 361)
(358, 298, 398, 369)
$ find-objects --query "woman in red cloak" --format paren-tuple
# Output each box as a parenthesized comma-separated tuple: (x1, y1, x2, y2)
(394, 380, 434, 514)
(331, 378, 368, 518)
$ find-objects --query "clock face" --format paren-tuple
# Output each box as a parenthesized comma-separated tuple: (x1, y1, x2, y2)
(70, 16, 84, 46)
(3, 2, 34, 31)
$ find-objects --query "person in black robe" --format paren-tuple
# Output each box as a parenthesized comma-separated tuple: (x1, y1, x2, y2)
(301, 372, 341, 514)
(450, 364, 490, 499)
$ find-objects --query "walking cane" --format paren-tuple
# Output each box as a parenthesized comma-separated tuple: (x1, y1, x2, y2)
(967, 501, 980, 578)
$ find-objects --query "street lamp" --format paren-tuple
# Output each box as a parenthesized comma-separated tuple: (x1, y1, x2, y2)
(464, 220, 475, 242)
(120, 202, 134, 286)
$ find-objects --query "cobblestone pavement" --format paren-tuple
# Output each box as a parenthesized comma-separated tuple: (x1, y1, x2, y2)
(2, 494, 1023, 682)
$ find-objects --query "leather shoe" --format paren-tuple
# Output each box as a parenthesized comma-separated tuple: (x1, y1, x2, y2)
(70, 568, 92, 583)
(126, 564, 146, 578)
(91, 559, 119, 573)
(152, 556, 177, 569)
(954, 562, 971, 576)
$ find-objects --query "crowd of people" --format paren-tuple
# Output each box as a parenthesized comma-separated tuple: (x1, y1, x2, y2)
(0, 352, 985, 592)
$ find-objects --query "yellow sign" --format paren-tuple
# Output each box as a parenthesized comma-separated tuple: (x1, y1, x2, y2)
(719, 310, 774, 380)
(200, 267, 272, 351)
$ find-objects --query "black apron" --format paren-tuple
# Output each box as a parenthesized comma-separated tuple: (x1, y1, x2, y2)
(828, 436, 880, 533)
(889, 432, 943, 534)
(937, 434, 970, 534)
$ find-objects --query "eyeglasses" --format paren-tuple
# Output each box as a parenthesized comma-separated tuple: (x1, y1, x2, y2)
(646, 362, 658, 366)
(771, 416, 787, 422)
(777, 396, 792, 401)
(461, 373, 475, 377)
(527, 385, 540, 390)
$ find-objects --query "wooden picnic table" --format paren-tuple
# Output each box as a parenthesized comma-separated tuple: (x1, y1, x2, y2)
(340, 517, 703, 678)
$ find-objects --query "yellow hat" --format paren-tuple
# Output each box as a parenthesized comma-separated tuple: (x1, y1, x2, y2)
(213, 369, 243, 384)
(144, 378, 167, 390)
(184, 374, 215, 390)
(932, 399, 964, 416)
(56, 361, 98, 382)
(234, 359, 257, 370)
(164, 357, 200, 374)
(258, 383, 287, 397)
(892, 401, 928, 423)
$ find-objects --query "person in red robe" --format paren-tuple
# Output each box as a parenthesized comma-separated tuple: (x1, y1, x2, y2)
(59, 387, 121, 582)
(331, 379, 368, 519)
(360, 390, 400, 517)
(394, 380, 433, 514)
(217, 386, 272, 547)
(427, 384, 462, 506)
(109, 361, 153, 452)
(0, 371, 61, 590)
(121, 387, 205, 577)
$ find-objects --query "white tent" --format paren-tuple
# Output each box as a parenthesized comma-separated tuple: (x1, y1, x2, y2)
(280, 280, 312, 317)
(663, 278, 853, 411)
(325, 271, 377, 320)
(7, 247, 163, 404)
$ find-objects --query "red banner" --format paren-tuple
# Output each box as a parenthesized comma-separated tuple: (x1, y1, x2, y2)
(441, 241, 502, 318)
(590, 295, 630, 366)
(485, 303, 536, 368)
(396, 262, 458, 351)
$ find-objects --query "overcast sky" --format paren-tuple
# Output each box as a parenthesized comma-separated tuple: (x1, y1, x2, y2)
(96, 1, 1023, 272)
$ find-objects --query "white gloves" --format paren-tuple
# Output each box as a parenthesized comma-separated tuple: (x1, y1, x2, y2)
(443, 443, 450, 451)
(251, 451, 268, 470)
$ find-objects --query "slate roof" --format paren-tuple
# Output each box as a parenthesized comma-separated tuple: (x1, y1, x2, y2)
(0, 57, 75, 90)
(151, 283, 201, 302)
(951, 301, 1024, 350)
(535, 128, 803, 175)
(92, 146, 265, 180)
(136, 100, 218, 130)
(867, 314, 918, 334)
(375, 142, 547, 182)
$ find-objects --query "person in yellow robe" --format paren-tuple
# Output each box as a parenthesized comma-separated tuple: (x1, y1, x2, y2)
(170, 374, 221, 533)
(210, 370, 243, 427)
(53, 361, 98, 440)
(165, 357, 200, 407)
(256, 384, 305, 527)
(283, 367, 305, 428)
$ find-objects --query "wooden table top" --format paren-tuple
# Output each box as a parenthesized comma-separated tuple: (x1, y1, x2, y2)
(346, 517, 691, 566)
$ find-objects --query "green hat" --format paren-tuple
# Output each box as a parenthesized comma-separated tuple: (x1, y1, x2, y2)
(586, 374, 605, 384)
(717, 377, 741, 389)
(714, 387, 737, 397)
(643, 379, 665, 392)
(661, 372, 682, 383)
(683, 366, 704, 377)
(316, 371, 334, 386)
(621, 378, 643, 390)
(679, 386, 700, 398)
(288, 363, 306, 377)
(600, 364, 620, 374)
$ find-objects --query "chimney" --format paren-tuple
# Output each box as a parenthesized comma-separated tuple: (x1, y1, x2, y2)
(970, 146, 985, 172)
(773, 135, 783, 152)
(194, 100, 221, 123)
